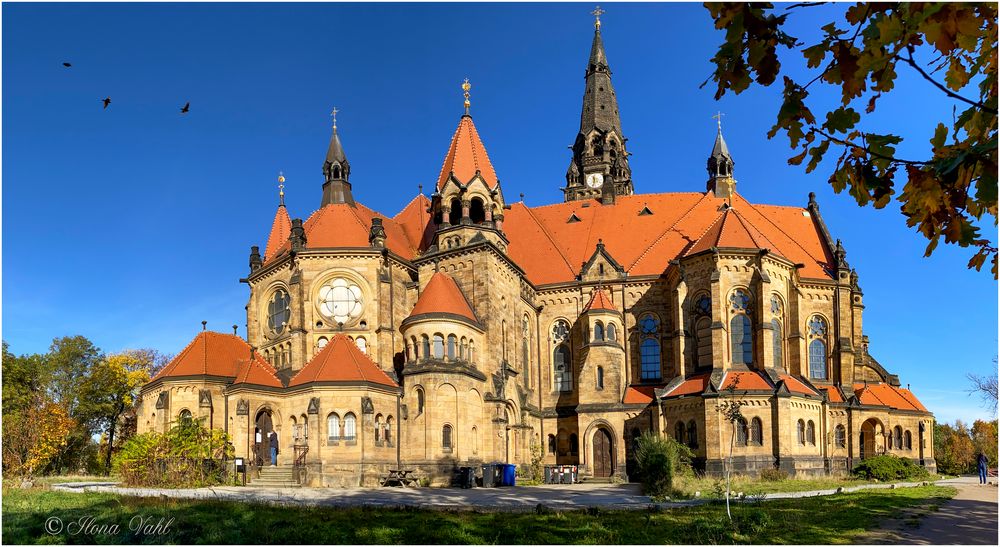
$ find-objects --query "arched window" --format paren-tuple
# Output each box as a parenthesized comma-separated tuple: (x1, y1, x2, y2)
(460, 337, 467, 360)
(687, 420, 699, 449)
(729, 289, 753, 365)
(469, 339, 476, 363)
(179, 409, 192, 420)
(327, 413, 341, 443)
(554, 344, 572, 392)
(750, 417, 763, 446)
(415, 388, 425, 415)
(470, 198, 486, 224)
(593, 321, 604, 341)
(375, 414, 383, 443)
(442, 424, 453, 450)
(447, 334, 457, 360)
(596, 366, 604, 389)
(355, 336, 367, 354)
(317, 336, 329, 351)
(432, 334, 444, 359)
(547, 434, 556, 454)
(448, 197, 462, 226)
(806, 420, 816, 445)
(410, 336, 419, 360)
(522, 338, 530, 386)
(267, 289, 291, 335)
(735, 418, 749, 446)
(471, 426, 479, 455)
(675, 421, 685, 443)
(344, 413, 357, 441)
(552, 319, 570, 343)
(797, 419, 806, 445)
(386, 416, 394, 446)
(904, 430, 912, 450)
(893, 426, 903, 449)
(692, 295, 713, 368)
(835, 424, 846, 448)
(607, 322, 618, 342)
(808, 316, 828, 380)
(640, 339, 661, 380)
(421, 335, 430, 360)
(569, 433, 579, 455)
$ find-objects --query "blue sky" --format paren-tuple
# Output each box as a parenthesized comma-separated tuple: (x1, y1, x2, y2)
(3, 2, 996, 423)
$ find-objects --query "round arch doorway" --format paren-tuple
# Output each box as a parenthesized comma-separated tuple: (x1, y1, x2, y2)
(592, 428, 615, 478)
(255, 408, 274, 466)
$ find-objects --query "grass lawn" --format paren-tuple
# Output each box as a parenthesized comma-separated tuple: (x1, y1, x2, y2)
(2, 484, 955, 544)
(671, 473, 944, 498)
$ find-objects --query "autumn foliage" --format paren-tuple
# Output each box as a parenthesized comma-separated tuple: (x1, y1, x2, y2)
(2, 403, 76, 477)
(704, 2, 997, 276)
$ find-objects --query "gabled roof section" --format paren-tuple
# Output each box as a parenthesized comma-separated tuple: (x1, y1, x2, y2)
(289, 334, 398, 388)
(436, 115, 499, 191)
(150, 331, 250, 381)
(624, 385, 660, 405)
(263, 205, 292, 261)
(853, 382, 928, 412)
(720, 370, 774, 391)
(777, 374, 818, 396)
(685, 207, 780, 257)
(406, 272, 479, 324)
(583, 288, 616, 313)
(662, 373, 711, 398)
(393, 193, 434, 252)
(233, 351, 283, 388)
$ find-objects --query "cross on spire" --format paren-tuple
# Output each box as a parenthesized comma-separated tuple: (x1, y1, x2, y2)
(277, 171, 286, 206)
(712, 111, 725, 132)
(330, 107, 339, 129)
(462, 78, 471, 115)
(592, 5, 605, 29)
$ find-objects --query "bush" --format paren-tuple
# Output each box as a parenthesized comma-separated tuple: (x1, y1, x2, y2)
(759, 468, 788, 482)
(852, 454, 929, 482)
(634, 432, 693, 500)
(113, 418, 233, 487)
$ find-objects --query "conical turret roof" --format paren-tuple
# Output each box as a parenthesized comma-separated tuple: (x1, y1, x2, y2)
(436, 115, 499, 190)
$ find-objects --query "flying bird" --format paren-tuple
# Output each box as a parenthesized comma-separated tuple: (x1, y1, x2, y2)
(62, 62, 72, 67)
(102, 97, 111, 109)
(180, 102, 190, 114)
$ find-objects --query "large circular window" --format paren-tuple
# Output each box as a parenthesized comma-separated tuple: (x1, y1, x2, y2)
(317, 278, 364, 325)
(267, 289, 291, 335)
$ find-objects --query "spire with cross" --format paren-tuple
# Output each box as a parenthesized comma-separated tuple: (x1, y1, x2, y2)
(462, 78, 471, 115)
(712, 111, 725, 133)
(278, 171, 285, 206)
(592, 5, 605, 29)
(330, 107, 339, 130)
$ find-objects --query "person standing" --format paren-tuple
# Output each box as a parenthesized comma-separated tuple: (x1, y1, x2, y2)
(977, 452, 989, 485)
(269, 430, 279, 466)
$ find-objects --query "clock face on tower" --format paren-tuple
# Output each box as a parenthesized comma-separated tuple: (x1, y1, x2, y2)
(585, 172, 605, 188)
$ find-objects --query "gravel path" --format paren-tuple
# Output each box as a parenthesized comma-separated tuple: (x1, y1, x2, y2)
(872, 476, 998, 545)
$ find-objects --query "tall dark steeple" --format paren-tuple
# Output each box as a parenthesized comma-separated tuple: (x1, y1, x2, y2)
(321, 107, 355, 207)
(564, 6, 634, 203)
(707, 112, 735, 199)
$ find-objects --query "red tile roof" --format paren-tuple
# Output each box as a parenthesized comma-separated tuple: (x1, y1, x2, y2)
(393, 194, 435, 252)
(779, 374, 818, 396)
(624, 385, 660, 405)
(289, 334, 398, 388)
(263, 205, 291, 261)
(686, 208, 780, 256)
(583, 288, 616, 312)
(853, 383, 928, 412)
(664, 373, 711, 397)
(232, 352, 283, 388)
(436, 115, 499, 190)
(150, 331, 252, 381)
(407, 272, 478, 323)
(721, 370, 773, 391)
(817, 385, 844, 403)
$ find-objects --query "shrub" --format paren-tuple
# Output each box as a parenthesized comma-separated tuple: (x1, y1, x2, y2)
(113, 418, 233, 487)
(634, 432, 693, 500)
(759, 468, 788, 482)
(852, 454, 929, 482)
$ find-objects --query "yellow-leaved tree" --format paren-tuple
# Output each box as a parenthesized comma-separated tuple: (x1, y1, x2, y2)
(2, 402, 75, 477)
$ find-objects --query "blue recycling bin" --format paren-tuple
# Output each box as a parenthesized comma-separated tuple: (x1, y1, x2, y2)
(501, 464, 517, 486)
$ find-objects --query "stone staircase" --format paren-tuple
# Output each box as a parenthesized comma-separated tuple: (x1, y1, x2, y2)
(248, 465, 299, 488)
(579, 476, 613, 484)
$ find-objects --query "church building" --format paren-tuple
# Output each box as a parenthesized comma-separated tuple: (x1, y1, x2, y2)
(136, 13, 935, 486)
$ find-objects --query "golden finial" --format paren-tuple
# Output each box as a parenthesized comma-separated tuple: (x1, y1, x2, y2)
(712, 111, 725, 132)
(462, 78, 471, 115)
(592, 5, 605, 29)
(330, 107, 339, 130)
(278, 171, 286, 206)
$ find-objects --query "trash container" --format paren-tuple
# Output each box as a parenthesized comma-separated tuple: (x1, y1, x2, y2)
(481, 463, 498, 488)
(501, 464, 517, 486)
(543, 466, 554, 484)
(458, 466, 474, 489)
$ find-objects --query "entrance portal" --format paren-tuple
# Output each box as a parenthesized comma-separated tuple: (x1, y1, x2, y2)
(592, 428, 614, 478)
(860, 418, 882, 460)
(255, 409, 274, 466)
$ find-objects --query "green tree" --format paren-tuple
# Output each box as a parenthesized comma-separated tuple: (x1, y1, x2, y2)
(47, 335, 102, 415)
(2, 402, 76, 477)
(1, 341, 50, 414)
(78, 350, 155, 474)
(971, 419, 998, 467)
(704, 2, 997, 276)
(934, 420, 976, 474)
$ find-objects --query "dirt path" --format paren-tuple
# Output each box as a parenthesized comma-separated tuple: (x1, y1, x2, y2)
(872, 477, 998, 545)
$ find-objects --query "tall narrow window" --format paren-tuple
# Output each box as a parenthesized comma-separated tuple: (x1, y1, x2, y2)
(471, 426, 478, 454)
(750, 417, 763, 446)
(904, 430, 912, 450)
(596, 366, 604, 389)
(771, 319, 783, 368)
(569, 433, 579, 455)
(411, 336, 419, 360)
(835, 425, 846, 448)
(674, 422, 685, 443)
(729, 289, 753, 365)
(554, 344, 572, 392)
(327, 413, 340, 443)
(693, 295, 713, 367)
(386, 416, 394, 446)
(442, 425, 453, 450)
(374, 414, 383, 443)
(432, 334, 444, 359)
(735, 418, 748, 446)
(547, 434, 556, 454)
(593, 321, 604, 341)
(806, 420, 816, 445)
(460, 337, 467, 360)
(344, 413, 357, 441)
(469, 340, 475, 363)
(421, 335, 430, 360)
(640, 339, 661, 380)
(687, 421, 699, 449)
(416, 388, 425, 415)
(607, 322, 618, 342)
(808, 316, 828, 380)
(797, 419, 806, 445)
(522, 315, 531, 386)
(447, 335, 457, 360)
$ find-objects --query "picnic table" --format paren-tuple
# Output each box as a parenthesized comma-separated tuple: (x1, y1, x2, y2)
(379, 469, 419, 487)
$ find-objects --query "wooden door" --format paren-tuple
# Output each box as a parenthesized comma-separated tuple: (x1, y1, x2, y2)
(593, 429, 613, 477)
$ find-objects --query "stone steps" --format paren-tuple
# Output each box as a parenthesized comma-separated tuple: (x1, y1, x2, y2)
(249, 466, 299, 488)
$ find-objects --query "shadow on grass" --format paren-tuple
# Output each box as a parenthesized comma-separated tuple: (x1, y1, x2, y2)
(2, 485, 957, 544)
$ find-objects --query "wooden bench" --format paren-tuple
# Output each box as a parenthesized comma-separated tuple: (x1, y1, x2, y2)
(379, 469, 420, 487)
